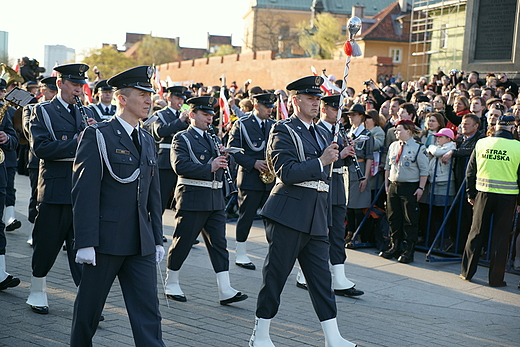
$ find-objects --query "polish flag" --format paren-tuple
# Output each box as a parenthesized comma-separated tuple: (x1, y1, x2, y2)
(219, 87, 231, 126)
(278, 96, 288, 120)
(155, 67, 163, 99)
(311, 66, 332, 96)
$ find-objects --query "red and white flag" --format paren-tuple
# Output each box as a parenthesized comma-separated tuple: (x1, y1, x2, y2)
(155, 67, 163, 99)
(219, 87, 231, 126)
(278, 96, 288, 120)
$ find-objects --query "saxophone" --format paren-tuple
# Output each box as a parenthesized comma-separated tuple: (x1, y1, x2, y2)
(259, 150, 275, 184)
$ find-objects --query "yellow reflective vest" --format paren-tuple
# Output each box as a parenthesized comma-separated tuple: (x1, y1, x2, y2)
(474, 136, 520, 194)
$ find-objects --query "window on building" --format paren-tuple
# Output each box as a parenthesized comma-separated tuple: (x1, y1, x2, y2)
(390, 47, 402, 64)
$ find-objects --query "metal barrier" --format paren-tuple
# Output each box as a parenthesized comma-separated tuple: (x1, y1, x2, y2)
(346, 151, 520, 275)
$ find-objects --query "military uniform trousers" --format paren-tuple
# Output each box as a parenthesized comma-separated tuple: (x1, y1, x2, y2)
(329, 203, 347, 265)
(256, 219, 337, 322)
(31, 203, 82, 285)
(461, 191, 516, 286)
(5, 166, 16, 207)
(0, 166, 7, 254)
(387, 182, 420, 242)
(70, 252, 164, 347)
(236, 188, 270, 242)
(27, 168, 39, 223)
(158, 167, 177, 213)
(167, 209, 229, 273)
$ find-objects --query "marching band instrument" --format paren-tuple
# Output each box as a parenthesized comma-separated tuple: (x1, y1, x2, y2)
(74, 96, 90, 128)
(207, 126, 239, 197)
(339, 126, 369, 181)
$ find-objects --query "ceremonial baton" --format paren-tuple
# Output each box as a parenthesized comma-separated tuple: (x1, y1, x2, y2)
(329, 16, 362, 178)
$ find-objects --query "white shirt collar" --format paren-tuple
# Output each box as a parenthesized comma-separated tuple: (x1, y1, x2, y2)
(57, 96, 72, 109)
(192, 126, 205, 137)
(320, 121, 333, 132)
(253, 114, 264, 126)
(116, 116, 138, 137)
(168, 106, 180, 114)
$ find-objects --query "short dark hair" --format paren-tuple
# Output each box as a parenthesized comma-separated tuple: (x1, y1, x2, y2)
(462, 113, 481, 126)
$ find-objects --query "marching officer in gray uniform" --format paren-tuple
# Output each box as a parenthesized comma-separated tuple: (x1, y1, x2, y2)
(23, 77, 58, 245)
(70, 65, 165, 347)
(0, 78, 21, 292)
(227, 93, 276, 270)
(294, 95, 364, 297)
(152, 85, 189, 214)
(164, 96, 248, 305)
(1, 81, 20, 232)
(26, 63, 96, 315)
(250, 76, 357, 347)
(88, 79, 116, 122)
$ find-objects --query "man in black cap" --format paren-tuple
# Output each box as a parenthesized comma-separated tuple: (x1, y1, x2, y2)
(88, 80, 116, 121)
(295, 95, 364, 297)
(164, 96, 248, 305)
(250, 76, 357, 347)
(0, 78, 21, 292)
(22, 77, 58, 245)
(462, 114, 520, 287)
(227, 93, 276, 270)
(70, 65, 165, 346)
(26, 63, 96, 315)
(151, 85, 189, 215)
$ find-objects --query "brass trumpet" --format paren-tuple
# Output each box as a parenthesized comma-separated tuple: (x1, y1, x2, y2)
(259, 153, 275, 184)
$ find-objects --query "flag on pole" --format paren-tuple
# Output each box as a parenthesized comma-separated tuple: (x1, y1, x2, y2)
(311, 66, 332, 96)
(155, 67, 163, 99)
(278, 96, 288, 119)
(219, 87, 231, 126)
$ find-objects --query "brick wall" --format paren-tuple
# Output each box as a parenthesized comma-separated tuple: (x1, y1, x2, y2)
(158, 51, 393, 94)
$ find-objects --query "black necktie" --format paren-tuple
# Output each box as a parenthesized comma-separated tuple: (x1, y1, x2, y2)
(203, 132, 213, 149)
(131, 129, 141, 155)
(68, 104, 76, 118)
(261, 121, 265, 134)
(331, 125, 336, 136)
(309, 125, 318, 143)
(104, 107, 110, 115)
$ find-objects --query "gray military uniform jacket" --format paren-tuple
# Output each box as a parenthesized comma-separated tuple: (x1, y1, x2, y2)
(170, 126, 225, 212)
(227, 114, 275, 191)
(29, 98, 94, 204)
(71, 119, 162, 256)
(152, 107, 189, 170)
(260, 116, 331, 236)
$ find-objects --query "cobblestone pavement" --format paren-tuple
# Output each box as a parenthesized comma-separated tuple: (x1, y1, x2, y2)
(0, 174, 519, 346)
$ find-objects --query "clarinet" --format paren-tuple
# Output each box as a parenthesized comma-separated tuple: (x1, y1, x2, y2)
(339, 126, 366, 181)
(207, 127, 238, 196)
(74, 96, 90, 128)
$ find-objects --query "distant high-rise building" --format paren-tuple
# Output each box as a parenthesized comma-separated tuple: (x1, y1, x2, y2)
(0, 31, 8, 63)
(44, 45, 75, 73)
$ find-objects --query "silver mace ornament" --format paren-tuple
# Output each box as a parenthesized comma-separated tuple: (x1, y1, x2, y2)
(347, 16, 362, 40)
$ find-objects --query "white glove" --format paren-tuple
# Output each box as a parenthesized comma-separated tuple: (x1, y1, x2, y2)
(155, 245, 165, 264)
(76, 247, 96, 266)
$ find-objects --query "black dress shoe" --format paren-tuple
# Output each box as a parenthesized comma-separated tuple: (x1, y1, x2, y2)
(0, 275, 20, 290)
(236, 262, 256, 270)
(162, 236, 167, 243)
(5, 219, 21, 232)
(30, 305, 49, 314)
(334, 287, 364, 297)
(296, 281, 308, 290)
(489, 281, 507, 288)
(99, 315, 105, 321)
(220, 292, 248, 305)
(166, 294, 187, 302)
(193, 239, 200, 245)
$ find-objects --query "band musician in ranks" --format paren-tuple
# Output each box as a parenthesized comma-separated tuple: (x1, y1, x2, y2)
(295, 94, 364, 297)
(70, 65, 165, 347)
(164, 96, 248, 305)
(26, 63, 96, 315)
(22, 77, 58, 246)
(250, 76, 357, 347)
(0, 78, 21, 292)
(88, 80, 116, 122)
(152, 86, 189, 215)
(227, 93, 276, 270)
